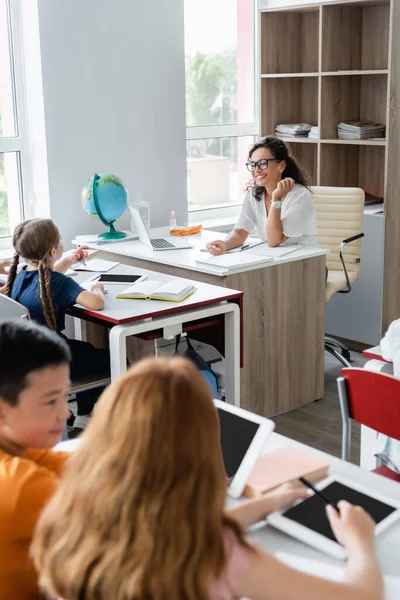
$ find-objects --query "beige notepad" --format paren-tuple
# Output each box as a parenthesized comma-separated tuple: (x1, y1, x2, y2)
(244, 446, 329, 498)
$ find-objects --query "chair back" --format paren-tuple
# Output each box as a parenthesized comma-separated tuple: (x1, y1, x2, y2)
(338, 368, 400, 441)
(0, 294, 30, 320)
(311, 186, 364, 276)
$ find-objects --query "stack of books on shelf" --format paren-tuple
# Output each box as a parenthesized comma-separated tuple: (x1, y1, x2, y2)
(275, 123, 312, 138)
(308, 126, 318, 139)
(337, 121, 385, 140)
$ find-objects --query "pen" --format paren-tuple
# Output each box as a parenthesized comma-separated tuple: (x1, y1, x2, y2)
(240, 244, 250, 251)
(299, 476, 340, 514)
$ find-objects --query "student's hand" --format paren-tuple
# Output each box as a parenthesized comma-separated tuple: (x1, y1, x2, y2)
(263, 482, 312, 514)
(206, 240, 227, 256)
(326, 500, 376, 552)
(70, 246, 89, 265)
(272, 177, 295, 202)
(0, 259, 12, 275)
(91, 282, 105, 294)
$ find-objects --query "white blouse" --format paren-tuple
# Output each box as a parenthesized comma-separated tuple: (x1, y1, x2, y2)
(235, 183, 318, 247)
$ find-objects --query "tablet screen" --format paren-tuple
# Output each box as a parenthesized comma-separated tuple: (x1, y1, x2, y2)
(283, 481, 397, 542)
(217, 408, 260, 479)
(97, 274, 142, 284)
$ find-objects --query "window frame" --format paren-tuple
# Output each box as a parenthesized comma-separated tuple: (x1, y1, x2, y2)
(185, 0, 260, 220)
(0, 0, 29, 249)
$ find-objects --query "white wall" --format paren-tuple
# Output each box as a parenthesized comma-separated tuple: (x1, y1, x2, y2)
(33, 0, 187, 247)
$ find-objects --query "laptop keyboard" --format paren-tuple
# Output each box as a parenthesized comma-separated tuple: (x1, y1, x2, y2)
(150, 238, 175, 249)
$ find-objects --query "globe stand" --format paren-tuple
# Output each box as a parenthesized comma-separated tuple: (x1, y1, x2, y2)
(92, 173, 127, 241)
(98, 224, 127, 240)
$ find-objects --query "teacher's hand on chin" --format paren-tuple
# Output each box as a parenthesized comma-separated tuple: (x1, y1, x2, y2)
(206, 240, 228, 256)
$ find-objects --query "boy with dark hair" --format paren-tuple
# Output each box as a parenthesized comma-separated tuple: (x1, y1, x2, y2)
(0, 319, 71, 600)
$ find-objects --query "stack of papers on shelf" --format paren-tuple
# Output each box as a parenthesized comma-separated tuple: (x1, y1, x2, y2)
(74, 231, 138, 245)
(275, 123, 313, 138)
(276, 552, 400, 599)
(195, 252, 273, 272)
(117, 279, 196, 302)
(308, 126, 319, 139)
(337, 121, 385, 140)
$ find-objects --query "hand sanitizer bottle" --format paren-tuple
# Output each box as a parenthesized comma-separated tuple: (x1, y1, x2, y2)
(135, 193, 150, 233)
(169, 210, 177, 230)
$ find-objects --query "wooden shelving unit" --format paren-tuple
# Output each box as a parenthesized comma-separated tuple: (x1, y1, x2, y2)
(259, 0, 400, 333)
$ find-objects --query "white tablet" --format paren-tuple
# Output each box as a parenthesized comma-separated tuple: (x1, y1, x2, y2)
(213, 399, 275, 499)
(268, 475, 400, 560)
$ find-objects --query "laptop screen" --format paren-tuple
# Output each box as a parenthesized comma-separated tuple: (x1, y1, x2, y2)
(217, 407, 260, 479)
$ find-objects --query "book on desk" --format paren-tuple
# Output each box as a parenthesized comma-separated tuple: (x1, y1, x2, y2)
(116, 279, 196, 302)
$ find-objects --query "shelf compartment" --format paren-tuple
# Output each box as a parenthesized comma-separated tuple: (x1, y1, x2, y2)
(320, 74, 387, 140)
(285, 142, 318, 186)
(320, 144, 385, 199)
(322, 3, 390, 72)
(261, 77, 318, 138)
(260, 9, 319, 74)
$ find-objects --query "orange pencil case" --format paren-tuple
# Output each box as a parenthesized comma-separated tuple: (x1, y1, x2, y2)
(170, 225, 202, 236)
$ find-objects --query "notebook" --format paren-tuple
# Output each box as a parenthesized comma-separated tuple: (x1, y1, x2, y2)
(243, 446, 329, 498)
(276, 552, 400, 599)
(71, 259, 120, 272)
(116, 279, 196, 302)
(195, 252, 273, 272)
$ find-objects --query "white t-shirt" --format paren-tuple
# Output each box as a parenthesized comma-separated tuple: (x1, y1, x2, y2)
(235, 183, 317, 247)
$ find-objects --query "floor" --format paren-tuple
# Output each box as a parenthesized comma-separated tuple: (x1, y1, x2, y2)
(273, 351, 367, 464)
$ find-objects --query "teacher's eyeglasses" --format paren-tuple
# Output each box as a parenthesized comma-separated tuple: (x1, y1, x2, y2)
(246, 158, 279, 172)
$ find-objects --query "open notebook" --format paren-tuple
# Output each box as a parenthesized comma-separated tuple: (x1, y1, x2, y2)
(116, 279, 196, 302)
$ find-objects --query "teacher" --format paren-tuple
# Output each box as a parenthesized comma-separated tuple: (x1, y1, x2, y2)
(206, 137, 317, 256)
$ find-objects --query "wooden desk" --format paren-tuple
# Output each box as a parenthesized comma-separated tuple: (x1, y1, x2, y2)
(68, 264, 243, 406)
(73, 229, 328, 417)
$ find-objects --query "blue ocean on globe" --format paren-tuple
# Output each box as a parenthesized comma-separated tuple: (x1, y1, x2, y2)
(81, 174, 128, 224)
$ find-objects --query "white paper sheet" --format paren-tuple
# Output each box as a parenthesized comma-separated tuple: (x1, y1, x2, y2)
(276, 552, 400, 599)
(195, 252, 273, 271)
(247, 244, 299, 258)
(72, 259, 119, 273)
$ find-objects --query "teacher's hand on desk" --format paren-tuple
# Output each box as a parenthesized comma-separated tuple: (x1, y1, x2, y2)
(206, 240, 228, 256)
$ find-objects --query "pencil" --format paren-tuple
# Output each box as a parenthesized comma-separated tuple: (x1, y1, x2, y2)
(299, 476, 340, 514)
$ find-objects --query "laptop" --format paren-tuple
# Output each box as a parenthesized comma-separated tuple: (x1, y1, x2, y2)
(128, 205, 193, 251)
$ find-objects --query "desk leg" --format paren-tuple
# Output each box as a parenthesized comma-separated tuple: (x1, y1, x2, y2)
(109, 325, 129, 381)
(224, 303, 240, 407)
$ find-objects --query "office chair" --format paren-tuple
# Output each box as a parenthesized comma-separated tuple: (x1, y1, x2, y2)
(338, 368, 400, 483)
(311, 187, 365, 368)
(0, 294, 111, 397)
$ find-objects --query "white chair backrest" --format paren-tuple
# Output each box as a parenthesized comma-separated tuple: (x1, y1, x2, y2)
(311, 186, 365, 275)
(0, 294, 30, 320)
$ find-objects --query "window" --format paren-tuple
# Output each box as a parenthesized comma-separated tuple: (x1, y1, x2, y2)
(184, 0, 259, 217)
(0, 0, 26, 247)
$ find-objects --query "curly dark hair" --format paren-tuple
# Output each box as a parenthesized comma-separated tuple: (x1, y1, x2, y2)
(249, 136, 309, 201)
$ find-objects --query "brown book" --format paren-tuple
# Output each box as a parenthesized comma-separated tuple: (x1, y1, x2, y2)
(243, 446, 330, 499)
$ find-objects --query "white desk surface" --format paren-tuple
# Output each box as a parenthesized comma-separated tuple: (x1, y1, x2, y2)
(58, 431, 400, 577)
(70, 262, 242, 325)
(73, 228, 329, 277)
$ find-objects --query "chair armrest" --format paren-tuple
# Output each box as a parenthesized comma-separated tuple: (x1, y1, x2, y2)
(338, 232, 365, 293)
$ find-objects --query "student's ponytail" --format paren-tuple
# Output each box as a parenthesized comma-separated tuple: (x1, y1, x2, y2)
(5, 253, 20, 297)
(38, 260, 57, 331)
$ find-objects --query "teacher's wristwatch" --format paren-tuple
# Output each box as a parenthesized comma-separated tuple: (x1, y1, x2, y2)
(271, 199, 282, 209)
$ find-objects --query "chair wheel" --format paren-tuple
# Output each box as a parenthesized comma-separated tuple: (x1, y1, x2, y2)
(342, 349, 351, 362)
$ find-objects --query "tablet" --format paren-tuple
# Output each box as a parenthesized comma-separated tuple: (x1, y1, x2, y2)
(96, 273, 147, 285)
(213, 400, 275, 499)
(268, 475, 400, 559)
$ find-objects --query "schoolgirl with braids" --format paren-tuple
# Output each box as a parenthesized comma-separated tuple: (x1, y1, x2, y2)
(6, 219, 110, 435)
(207, 136, 318, 255)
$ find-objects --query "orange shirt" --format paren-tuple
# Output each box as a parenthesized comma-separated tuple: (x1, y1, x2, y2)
(0, 448, 68, 600)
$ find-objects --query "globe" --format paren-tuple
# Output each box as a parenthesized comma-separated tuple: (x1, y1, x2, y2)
(81, 173, 128, 240)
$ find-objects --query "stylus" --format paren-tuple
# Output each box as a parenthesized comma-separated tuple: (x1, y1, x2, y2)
(299, 477, 340, 514)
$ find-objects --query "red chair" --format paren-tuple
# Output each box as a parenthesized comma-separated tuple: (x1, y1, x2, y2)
(337, 368, 400, 482)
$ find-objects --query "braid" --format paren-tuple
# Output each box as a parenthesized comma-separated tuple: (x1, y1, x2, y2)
(38, 261, 57, 331)
(4, 253, 20, 297)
